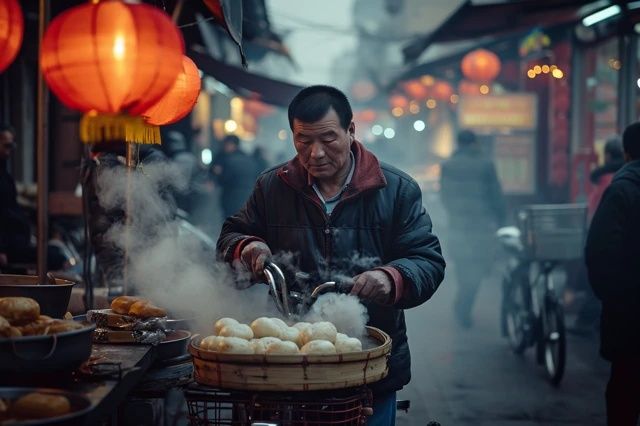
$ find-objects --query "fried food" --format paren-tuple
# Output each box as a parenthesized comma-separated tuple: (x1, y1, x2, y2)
(111, 296, 146, 315)
(42, 320, 84, 335)
(0, 326, 21, 338)
(11, 392, 71, 419)
(0, 315, 9, 330)
(128, 301, 166, 319)
(0, 297, 40, 325)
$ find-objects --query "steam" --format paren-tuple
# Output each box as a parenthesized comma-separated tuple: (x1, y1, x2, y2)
(304, 293, 369, 338)
(96, 161, 279, 333)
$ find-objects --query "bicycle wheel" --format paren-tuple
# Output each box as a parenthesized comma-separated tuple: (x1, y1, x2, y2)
(543, 296, 566, 386)
(503, 274, 528, 354)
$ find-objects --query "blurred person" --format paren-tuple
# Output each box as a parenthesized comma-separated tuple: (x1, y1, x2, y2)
(570, 136, 624, 335)
(164, 130, 199, 214)
(217, 85, 445, 425)
(81, 142, 174, 293)
(253, 146, 269, 176)
(585, 122, 640, 426)
(211, 135, 260, 218)
(0, 124, 31, 269)
(440, 130, 506, 328)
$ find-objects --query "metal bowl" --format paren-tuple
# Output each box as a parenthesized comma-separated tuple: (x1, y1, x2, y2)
(0, 324, 95, 374)
(0, 387, 92, 425)
(0, 274, 76, 318)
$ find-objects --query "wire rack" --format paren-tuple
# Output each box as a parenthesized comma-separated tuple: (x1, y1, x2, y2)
(185, 384, 372, 426)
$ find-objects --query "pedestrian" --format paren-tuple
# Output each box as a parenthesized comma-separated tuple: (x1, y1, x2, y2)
(217, 85, 445, 425)
(0, 124, 34, 271)
(164, 130, 199, 214)
(211, 135, 261, 218)
(440, 129, 506, 328)
(585, 121, 640, 426)
(570, 136, 625, 335)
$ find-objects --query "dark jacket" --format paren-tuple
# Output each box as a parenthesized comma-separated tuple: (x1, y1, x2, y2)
(0, 159, 31, 254)
(217, 141, 445, 394)
(585, 160, 640, 361)
(440, 148, 506, 232)
(213, 150, 262, 218)
(587, 161, 624, 220)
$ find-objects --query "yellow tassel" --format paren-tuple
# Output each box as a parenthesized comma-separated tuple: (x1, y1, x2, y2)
(80, 112, 162, 145)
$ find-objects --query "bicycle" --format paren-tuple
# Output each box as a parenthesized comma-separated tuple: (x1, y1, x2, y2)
(498, 204, 587, 386)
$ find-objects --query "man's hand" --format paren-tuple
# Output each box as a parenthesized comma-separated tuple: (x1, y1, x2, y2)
(350, 270, 393, 304)
(240, 241, 272, 278)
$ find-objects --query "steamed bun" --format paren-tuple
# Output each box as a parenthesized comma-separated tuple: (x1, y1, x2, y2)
(214, 317, 239, 335)
(251, 317, 282, 339)
(301, 339, 337, 355)
(301, 321, 338, 345)
(219, 323, 254, 340)
(218, 336, 254, 354)
(265, 340, 299, 354)
(281, 327, 302, 347)
(335, 336, 362, 353)
(293, 322, 312, 332)
(200, 335, 224, 351)
(270, 317, 289, 331)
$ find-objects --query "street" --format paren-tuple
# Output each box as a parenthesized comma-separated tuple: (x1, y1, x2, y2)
(397, 260, 610, 425)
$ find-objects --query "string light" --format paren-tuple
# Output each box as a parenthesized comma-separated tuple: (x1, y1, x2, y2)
(527, 64, 565, 79)
(479, 84, 490, 95)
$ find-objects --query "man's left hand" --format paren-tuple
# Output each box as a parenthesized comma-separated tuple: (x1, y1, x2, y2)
(350, 270, 393, 304)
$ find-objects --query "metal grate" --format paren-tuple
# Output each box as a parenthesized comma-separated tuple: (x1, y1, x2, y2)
(520, 204, 588, 261)
(185, 384, 372, 425)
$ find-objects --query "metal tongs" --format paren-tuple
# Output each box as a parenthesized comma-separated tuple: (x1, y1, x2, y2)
(263, 261, 355, 319)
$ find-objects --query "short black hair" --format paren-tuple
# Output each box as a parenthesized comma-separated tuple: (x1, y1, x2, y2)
(623, 122, 640, 160)
(223, 135, 240, 146)
(604, 136, 623, 162)
(288, 85, 353, 130)
(0, 123, 15, 136)
(457, 129, 477, 146)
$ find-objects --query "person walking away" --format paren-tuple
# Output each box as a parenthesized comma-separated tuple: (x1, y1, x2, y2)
(440, 130, 506, 328)
(585, 122, 640, 426)
(211, 135, 260, 218)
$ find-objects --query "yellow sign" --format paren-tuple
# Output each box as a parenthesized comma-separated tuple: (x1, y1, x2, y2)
(458, 94, 537, 130)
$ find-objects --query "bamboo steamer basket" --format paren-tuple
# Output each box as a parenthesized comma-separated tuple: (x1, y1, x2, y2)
(189, 326, 391, 391)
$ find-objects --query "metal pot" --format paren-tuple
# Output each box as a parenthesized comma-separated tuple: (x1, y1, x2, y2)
(0, 274, 75, 318)
(156, 330, 191, 362)
(0, 387, 92, 426)
(0, 324, 95, 374)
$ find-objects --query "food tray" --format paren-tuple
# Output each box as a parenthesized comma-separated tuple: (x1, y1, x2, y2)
(189, 326, 391, 391)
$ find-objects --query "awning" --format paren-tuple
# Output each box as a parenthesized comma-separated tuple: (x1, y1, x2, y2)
(402, 0, 593, 63)
(189, 48, 304, 107)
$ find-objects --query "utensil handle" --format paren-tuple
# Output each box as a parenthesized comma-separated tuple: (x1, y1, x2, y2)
(335, 281, 355, 294)
(11, 334, 58, 361)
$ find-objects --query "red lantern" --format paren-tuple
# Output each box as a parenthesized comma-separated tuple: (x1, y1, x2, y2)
(432, 81, 454, 101)
(0, 0, 23, 72)
(458, 80, 480, 96)
(141, 56, 201, 126)
(389, 94, 409, 109)
(461, 49, 501, 83)
(40, 1, 184, 115)
(402, 80, 429, 100)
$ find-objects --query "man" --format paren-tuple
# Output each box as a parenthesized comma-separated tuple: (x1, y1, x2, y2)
(212, 135, 261, 218)
(440, 130, 505, 328)
(586, 122, 640, 425)
(0, 124, 32, 269)
(217, 85, 445, 425)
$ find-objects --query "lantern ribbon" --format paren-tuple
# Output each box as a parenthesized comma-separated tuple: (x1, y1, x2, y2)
(80, 112, 161, 145)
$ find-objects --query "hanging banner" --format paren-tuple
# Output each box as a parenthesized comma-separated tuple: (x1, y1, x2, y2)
(458, 94, 537, 131)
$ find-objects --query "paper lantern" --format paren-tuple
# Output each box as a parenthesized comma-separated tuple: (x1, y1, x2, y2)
(0, 0, 23, 72)
(432, 81, 454, 101)
(141, 56, 201, 126)
(461, 49, 501, 83)
(402, 80, 429, 100)
(40, 0, 184, 115)
(353, 109, 377, 124)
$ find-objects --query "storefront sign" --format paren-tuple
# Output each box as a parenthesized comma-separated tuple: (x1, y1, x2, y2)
(458, 94, 537, 131)
(494, 133, 536, 194)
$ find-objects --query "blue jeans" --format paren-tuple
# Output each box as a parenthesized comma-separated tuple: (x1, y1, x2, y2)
(368, 392, 396, 426)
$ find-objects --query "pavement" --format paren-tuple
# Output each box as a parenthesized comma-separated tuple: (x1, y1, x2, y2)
(396, 263, 610, 426)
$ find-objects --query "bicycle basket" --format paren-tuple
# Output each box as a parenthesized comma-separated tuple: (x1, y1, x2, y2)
(519, 204, 587, 261)
(185, 384, 372, 425)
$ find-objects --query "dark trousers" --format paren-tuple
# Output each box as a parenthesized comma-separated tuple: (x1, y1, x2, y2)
(607, 358, 640, 426)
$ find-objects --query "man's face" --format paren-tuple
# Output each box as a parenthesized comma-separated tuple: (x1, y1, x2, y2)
(293, 108, 354, 181)
(0, 131, 15, 160)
